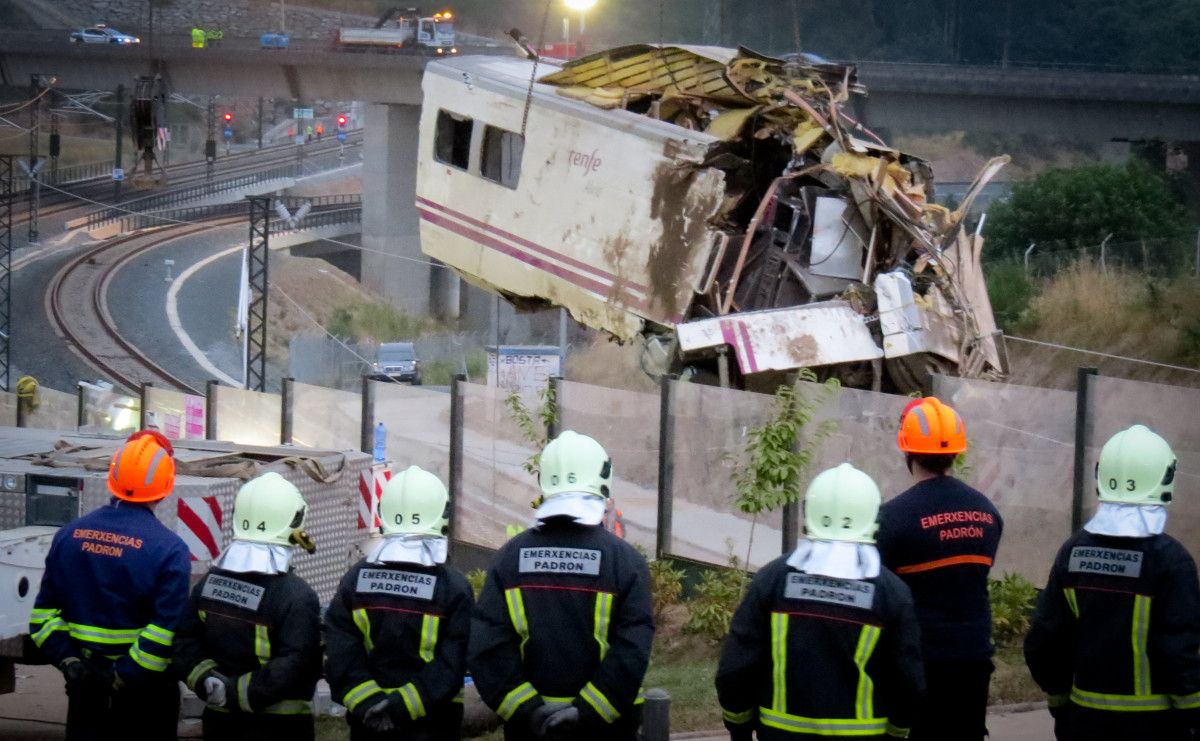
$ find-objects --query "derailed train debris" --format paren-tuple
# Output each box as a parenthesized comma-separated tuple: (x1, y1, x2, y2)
(416, 44, 1007, 392)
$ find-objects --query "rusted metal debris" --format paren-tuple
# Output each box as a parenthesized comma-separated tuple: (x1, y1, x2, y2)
(417, 46, 1008, 393)
(540, 44, 1007, 390)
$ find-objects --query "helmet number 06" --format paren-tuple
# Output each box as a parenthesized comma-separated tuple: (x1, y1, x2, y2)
(242, 520, 267, 532)
(394, 513, 422, 525)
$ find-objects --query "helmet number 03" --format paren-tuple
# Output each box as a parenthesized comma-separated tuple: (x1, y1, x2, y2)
(1108, 478, 1136, 491)
(242, 520, 267, 532)
(394, 513, 421, 525)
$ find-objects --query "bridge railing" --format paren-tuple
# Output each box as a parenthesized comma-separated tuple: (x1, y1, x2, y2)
(116, 194, 362, 234)
(85, 162, 300, 229)
(14, 160, 115, 193)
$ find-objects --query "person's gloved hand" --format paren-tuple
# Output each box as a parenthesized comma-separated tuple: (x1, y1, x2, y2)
(528, 701, 572, 738)
(59, 657, 93, 690)
(202, 673, 230, 708)
(362, 697, 395, 733)
(542, 705, 579, 741)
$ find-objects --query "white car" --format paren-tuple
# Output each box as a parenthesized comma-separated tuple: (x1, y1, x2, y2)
(70, 26, 140, 45)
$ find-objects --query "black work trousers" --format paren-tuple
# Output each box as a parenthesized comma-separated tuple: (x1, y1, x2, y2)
(1054, 705, 1191, 741)
(908, 658, 993, 741)
(202, 707, 315, 741)
(64, 675, 179, 741)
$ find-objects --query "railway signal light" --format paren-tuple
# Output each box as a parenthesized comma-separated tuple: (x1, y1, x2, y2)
(337, 114, 348, 129)
(223, 112, 233, 123)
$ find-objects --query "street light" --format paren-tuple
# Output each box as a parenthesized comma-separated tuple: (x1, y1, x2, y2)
(565, 0, 596, 38)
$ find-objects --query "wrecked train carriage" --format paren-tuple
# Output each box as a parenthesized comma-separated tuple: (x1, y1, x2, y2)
(416, 45, 1006, 391)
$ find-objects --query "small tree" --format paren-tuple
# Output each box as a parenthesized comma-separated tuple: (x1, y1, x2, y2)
(504, 382, 559, 477)
(987, 161, 1190, 258)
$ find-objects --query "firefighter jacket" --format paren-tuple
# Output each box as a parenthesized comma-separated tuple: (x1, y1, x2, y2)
(173, 566, 322, 719)
(469, 519, 654, 732)
(1024, 530, 1200, 724)
(30, 501, 191, 683)
(876, 475, 1003, 662)
(716, 555, 924, 739)
(324, 558, 474, 732)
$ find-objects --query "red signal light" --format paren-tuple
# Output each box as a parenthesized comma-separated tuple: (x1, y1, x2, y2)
(223, 112, 233, 122)
(337, 115, 348, 128)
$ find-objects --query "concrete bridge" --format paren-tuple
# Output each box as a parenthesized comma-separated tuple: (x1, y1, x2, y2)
(6, 30, 1200, 319)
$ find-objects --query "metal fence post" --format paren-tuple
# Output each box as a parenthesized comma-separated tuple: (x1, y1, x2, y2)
(547, 375, 562, 440)
(280, 377, 294, 444)
(639, 688, 671, 741)
(1071, 367, 1099, 534)
(76, 384, 86, 429)
(205, 380, 219, 440)
(139, 382, 151, 430)
(656, 378, 675, 560)
(448, 374, 466, 545)
(360, 374, 375, 455)
(781, 500, 799, 555)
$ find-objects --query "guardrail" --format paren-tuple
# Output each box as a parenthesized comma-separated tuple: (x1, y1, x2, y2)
(116, 194, 362, 234)
(14, 160, 114, 193)
(85, 162, 300, 229)
(270, 205, 361, 236)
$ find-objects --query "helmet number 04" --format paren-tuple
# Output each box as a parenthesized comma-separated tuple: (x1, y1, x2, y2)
(1108, 478, 1136, 491)
(394, 513, 422, 525)
(242, 520, 267, 532)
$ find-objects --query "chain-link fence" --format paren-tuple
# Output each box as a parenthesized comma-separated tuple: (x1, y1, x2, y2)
(1021, 235, 1199, 279)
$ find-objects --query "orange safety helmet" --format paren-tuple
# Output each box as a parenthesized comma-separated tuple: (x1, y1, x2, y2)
(897, 397, 967, 454)
(108, 433, 176, 503)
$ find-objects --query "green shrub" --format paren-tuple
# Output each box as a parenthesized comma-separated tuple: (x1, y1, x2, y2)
(984, 259, 1035, 331)
(649, 559, 685, 625)
(989, 572, 1039, 647)
(683, 558, 746, 642)
(327, 302, 434, 343)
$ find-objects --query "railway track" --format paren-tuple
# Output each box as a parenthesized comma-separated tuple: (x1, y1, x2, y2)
(45, 217, 243, 396)
(14, 132, 363, 225)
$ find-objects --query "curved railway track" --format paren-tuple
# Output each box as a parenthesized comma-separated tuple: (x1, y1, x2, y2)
(46, 217, 244, 396)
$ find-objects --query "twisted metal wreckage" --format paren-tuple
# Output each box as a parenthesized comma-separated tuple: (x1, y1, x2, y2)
(421, 45, 1010, 393)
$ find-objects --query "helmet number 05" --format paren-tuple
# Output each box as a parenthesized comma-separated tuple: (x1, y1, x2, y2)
(1108, 478, 1136, 491)
(242, 520, 267, 532)
(394, 513, 421, 525)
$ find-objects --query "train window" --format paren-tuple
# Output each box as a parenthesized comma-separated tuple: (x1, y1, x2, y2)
(480, 125, 524, 189)
(434, 110, 472, 169)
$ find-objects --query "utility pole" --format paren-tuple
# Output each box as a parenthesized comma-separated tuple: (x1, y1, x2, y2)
(49, 113, 60, 186)
(257, 96, 264, 150)
(0, 155, 11, 392)
(719, 0, 732, 47)
(245, 196, 271, 392)
(279, 0, 287, 34)
(113, 83, 124, 203)
(27, 75, 40, 244)
(205, 96, 216, 182)
(1000, 0, 1013, 68)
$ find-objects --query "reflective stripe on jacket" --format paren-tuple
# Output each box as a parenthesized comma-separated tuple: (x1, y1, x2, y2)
(324, 558, 473, 733)
(173, 567, 322, 718)
(30, 501, 190, 682)
(469, 519, 654, 730)
(1025, 531, 1200, 720)
(715, 556, 924, 739)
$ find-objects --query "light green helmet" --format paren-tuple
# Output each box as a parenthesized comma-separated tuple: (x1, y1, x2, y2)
(538, 430, 612, 499)
(803, 463, 882, 543)
(379, 466, 450, 537)
(232, 472, 309, 547)
(1096, 425, 1177, 505)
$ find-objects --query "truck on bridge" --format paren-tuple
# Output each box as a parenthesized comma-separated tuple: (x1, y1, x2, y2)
(337, 6, 458, 55)
(415, 45, 1008, 394)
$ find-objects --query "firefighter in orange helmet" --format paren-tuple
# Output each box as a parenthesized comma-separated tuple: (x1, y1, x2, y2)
(30, 431, 192, 741)
(875, 398, 1003, 741)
